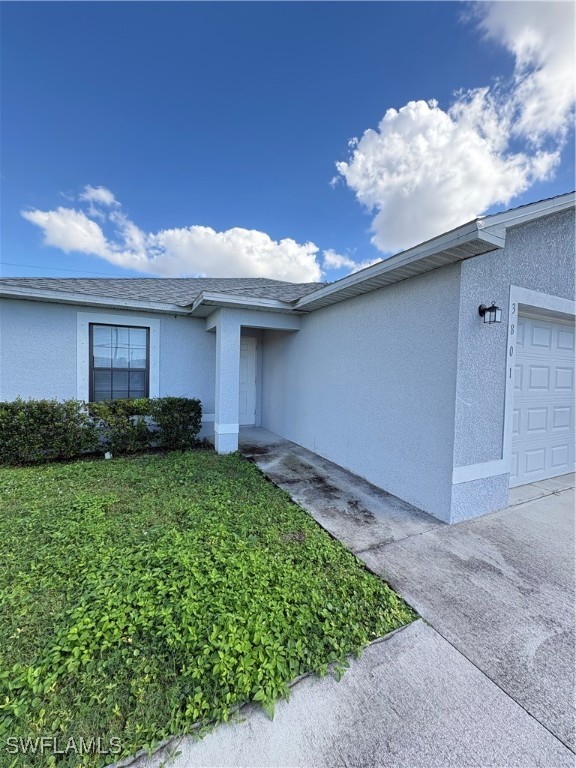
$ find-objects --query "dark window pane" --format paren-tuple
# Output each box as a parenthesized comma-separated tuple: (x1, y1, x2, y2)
(90, 324, 149, 401)
(92, 326, 112, 368)
(129, 348, 147, 368)
(94, 370, 112, 400)
(129, 328, 147, 348)
(113, 327, 130, 347)
(112, 371, 129, 399)
(112, 347, 130, 368)
(129, 371, 146, 393)
(113, 370, 129, 387)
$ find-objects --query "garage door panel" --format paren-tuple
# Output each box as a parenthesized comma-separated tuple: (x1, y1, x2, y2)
(558, 327, 575, 351)
(555, 367, 573, 390)
(551, 444, 570, 469)
(528, 366, 550, 390)
(531, 322, 553, 348)
(552, 406, 572, 430)
(511, 314, 575, 487)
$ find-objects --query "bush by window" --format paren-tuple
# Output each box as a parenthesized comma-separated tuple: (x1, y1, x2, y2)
(0, 398, 98, 465)
(0, 397, 203, 465)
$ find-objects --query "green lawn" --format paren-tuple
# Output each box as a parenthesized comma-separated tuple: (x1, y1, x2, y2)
(0, 451, 415, 767)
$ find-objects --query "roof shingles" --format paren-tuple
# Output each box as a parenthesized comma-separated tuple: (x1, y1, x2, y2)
(0, 277, 325, 306)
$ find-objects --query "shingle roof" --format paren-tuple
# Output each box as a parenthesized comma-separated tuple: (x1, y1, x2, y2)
(0, 277, 324, 306)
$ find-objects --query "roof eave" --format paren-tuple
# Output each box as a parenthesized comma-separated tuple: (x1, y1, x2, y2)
(0, 285, 191, 315)
(189, 291, 308, 316)
(295, 224, 505, 312)
(478, 191, 575, 234)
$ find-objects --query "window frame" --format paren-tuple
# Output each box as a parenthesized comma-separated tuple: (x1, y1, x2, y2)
(88, 322, 151, 402)
(76, 310, 161, 402)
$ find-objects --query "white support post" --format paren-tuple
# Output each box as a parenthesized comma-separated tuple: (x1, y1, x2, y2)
(214, 309, 241, 453)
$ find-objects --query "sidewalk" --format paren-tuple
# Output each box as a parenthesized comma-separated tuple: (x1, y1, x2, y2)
(130, 620, 572, 768)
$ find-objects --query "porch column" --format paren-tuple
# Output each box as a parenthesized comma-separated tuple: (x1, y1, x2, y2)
(214, 309, 241, 454)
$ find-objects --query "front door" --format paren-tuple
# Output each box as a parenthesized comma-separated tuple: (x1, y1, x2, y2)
(239, 337, 257, 426)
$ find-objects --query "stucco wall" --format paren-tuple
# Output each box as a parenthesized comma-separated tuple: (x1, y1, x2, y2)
(451, 209, 575, 520)
(0, 299, 78, 401)
(0, 299, 216, 412)
(261, 265, 462, 522)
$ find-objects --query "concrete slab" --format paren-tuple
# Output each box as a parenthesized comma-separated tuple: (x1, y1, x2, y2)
(533, 473, 575, 493)
(239, 429, 441, 550)
(507, 483, 548, 506)
(357, 490, 576, 751)
(508, 473, 575, 506)
(129, 621, 572, 768)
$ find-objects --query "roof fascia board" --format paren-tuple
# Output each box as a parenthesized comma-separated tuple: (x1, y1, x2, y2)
(295, 223, 504, 310)
(191, 291, 300, 314)
(478, 192, 575, 233)
(0, 286, 190, 315)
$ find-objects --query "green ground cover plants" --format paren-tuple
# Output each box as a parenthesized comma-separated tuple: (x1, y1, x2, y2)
(0, 451, 416, 767)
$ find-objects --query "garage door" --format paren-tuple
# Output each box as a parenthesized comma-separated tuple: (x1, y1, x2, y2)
(510, 313, 575, 487)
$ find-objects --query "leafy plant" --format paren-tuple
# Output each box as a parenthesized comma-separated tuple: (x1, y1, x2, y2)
(0, 398, 98, 465)
(0, 451, 416, 767)
(148, 397, 202, 451)
(87, 398, 151, 454)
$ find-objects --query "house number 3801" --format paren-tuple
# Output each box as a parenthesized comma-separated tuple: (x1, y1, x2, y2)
(509, 304, 515, 378)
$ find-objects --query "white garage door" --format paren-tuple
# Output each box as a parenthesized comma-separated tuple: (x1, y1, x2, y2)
(510, 313, 575, 487)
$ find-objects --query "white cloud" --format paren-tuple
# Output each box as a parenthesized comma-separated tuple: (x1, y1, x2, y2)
(336, 1, 574, 254)
(147, 226, 321, 281)
(79, 185, 118, 207)
(322, 249, 379, 273)
(21, 207, 110, 257)
(22, 196, 324, 282)
(479, 1, 575, 144)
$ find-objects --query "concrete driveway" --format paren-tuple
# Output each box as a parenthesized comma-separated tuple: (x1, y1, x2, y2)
(359, 480, 576, 752)
(240, 430, 575, 752)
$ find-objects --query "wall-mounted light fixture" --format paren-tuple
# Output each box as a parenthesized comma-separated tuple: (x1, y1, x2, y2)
(478, 302, 502, 324)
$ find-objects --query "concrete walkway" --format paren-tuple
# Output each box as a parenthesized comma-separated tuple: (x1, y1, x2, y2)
(126, 431, 575, 767)
(239, 428, 443, 551)
(132, 620, 573, 768)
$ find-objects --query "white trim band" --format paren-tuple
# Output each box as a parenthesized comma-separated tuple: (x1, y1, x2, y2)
(214, 422, 239, 435)
(452, 459, 508, 485)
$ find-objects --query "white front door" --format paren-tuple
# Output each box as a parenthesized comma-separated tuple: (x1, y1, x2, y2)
(510, 313, 575, 487)
(238, 337, 257, 426)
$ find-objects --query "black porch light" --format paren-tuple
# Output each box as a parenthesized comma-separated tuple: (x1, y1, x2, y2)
(478, 302, 502, 324)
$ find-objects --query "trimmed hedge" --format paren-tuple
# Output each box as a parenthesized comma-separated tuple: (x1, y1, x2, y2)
(0, 399, 98, 465)
(149, 396, 203, 450)
(0, 397, 202, 465)
(88, 398, 151, 455)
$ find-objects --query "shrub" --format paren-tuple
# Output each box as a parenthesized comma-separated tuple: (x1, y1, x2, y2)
(87, 398, 151, 454)
(0, 398, 98, 465)
(0, 396, 204, 465)
(149, 396, 202, 450)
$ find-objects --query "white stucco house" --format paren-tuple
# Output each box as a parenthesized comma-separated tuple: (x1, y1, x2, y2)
(1, 192, 574, 524)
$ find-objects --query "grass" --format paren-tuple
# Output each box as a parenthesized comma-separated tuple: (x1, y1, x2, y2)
(0, 450, 416, 767)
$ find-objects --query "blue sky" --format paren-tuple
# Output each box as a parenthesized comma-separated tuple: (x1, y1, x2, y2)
(1, 1, 574, 283)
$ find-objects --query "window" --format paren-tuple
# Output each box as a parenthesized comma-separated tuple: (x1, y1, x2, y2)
(89, 324, 149, 401)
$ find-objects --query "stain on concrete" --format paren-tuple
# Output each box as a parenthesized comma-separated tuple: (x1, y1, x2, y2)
(238, 428, 441, 555)
(240, 444, 272, 456)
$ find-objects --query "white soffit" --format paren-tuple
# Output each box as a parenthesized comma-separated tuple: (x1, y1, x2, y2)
(295, 227, 504, 312)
